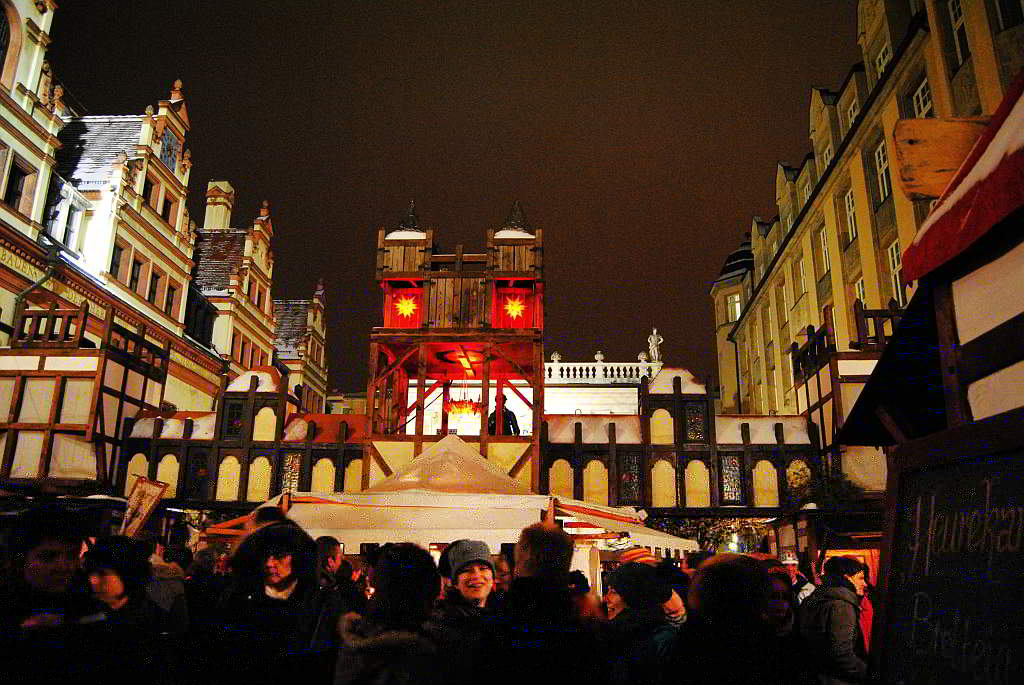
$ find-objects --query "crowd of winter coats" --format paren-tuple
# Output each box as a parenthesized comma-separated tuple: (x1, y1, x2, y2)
(1, 505, 874, 685)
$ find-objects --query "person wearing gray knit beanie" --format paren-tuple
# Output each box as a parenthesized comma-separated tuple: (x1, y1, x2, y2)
(446, 539, 495, 607)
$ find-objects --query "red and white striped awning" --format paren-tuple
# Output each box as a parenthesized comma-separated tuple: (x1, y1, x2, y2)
(903, 71, 1024, 282)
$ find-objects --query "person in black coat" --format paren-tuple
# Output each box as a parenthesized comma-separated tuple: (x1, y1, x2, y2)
(601, 562, 677, 685)
(798, 556, 869, 685)
(214, 521, 344, 685)
(335, 542, 462, 685)
(473, 524, 609, 685)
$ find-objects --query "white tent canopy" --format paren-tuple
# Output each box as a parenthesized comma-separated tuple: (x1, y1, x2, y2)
(259, 435, 697, 555)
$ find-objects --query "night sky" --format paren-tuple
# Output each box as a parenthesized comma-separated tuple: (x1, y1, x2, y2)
(47, 1, 860, 392)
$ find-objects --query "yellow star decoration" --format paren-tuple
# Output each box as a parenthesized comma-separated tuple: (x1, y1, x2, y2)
(394, 295, 418, 318)
(504, 296, 526, 320)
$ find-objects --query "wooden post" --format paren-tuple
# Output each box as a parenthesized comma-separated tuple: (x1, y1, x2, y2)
(414, 344, 427, 456)
(607, 421, 618, 506)
(363, 342, 380, 489)
(495, 378, 505, 436)
(573, 421, 584, 501)
(479, 344, 491, 456)
(440, 381, 451, 435)
(741, 422, 754, 506)
(531, 340, 544, 492)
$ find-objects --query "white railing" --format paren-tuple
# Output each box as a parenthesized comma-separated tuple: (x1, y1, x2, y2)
(545, 361, 662, 385)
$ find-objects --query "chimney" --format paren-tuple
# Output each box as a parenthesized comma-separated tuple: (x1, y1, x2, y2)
(204, 180, 235, 228)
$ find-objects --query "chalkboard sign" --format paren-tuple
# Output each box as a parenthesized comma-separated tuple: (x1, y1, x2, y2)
(877, 408, 1024, 685)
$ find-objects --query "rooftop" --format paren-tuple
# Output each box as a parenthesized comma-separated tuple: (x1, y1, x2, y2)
(55, 115, 143, 190)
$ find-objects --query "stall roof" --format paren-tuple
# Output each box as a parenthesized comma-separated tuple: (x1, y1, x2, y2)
(836, 286, 947, 446)
(903, 71, 1024, 282)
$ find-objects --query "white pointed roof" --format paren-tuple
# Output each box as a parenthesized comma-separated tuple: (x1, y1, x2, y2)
(364, 434, 532, 495)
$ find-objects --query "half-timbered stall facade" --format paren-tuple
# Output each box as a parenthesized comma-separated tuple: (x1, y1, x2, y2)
(0, 301, 169, 491)
(119, 367, 364, 513)
(273, 279, 328, 413)
(364, 201, 545, 491)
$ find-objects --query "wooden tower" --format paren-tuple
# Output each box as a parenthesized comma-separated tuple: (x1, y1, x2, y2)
(363, 201, 544, 490)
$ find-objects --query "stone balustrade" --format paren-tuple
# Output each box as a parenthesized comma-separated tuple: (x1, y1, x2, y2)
(544, 360, 662, 384)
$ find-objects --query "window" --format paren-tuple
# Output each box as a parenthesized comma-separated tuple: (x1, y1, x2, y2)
(995, 0, 1024, 30)
(4, 162, 30, 212)
(129, 259, 143, 292)
(875, 141, 892, 202)
(912, 78, 934, 118)
(255, 287, 263, 310)
(822, 144, 833, 168)
(726, 293, 741, 322)
(875, 43, 892, 77)
(231, 331, 240, 361)
(165, 284, 177, 316)
(241, 340, 250, 368)
(888, 240, 905, 306)
(846, 100, 860, 133)
(0, 11, 9, 70)
(819, 229, 831, 274)
(948, 0, 970, 66)
(160, 195, 175, 224)
(797, 258, 807, 295)
(110, 244, 124, 279)
(844, 189, 858, 243)
(855, 278, 866, 304)
(800, 180, 812, 205)
(143, 177, 155, 206)
(147, 271, 161, 304)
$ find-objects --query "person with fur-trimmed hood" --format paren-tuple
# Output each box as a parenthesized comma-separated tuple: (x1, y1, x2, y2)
(215, 520, 343, 685)
(335, 542, 463, 685)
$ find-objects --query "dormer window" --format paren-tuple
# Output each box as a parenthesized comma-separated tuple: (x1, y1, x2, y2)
(822, 144, 833, 168)
(875, 43, 892, 78)
(912, 78, 933, 118)
(160, 129, 181, 171)
(846, 100, 860, 133)
(948, 0, 970, 67)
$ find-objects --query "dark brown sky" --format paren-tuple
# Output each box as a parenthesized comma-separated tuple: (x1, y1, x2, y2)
(48, 1, 861, 392)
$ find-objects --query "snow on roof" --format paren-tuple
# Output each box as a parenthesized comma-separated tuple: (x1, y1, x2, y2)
(226, 367, 282, 393)
(714, 415, 810, 445)
(365, 434, 531, 495)
(129, 411, 216, 439)
(494, 229, 534, 239)
(544, 415, 642, 444)
(384, 229, 427, 240)
(282, 413, 366, 444)
(648, 368, 706, 394)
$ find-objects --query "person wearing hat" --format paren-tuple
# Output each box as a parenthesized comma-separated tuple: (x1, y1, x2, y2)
(431, 540, 495, 674)
(781, 551, 816, 604)
(602, 562, 677, 685)
(446, 539, 495, 608)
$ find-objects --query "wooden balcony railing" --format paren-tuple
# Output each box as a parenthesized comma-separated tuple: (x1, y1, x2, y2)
(10, 301, 88, 348)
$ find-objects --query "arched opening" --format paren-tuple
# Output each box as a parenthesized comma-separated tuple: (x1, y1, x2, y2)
(215, 456, 240, 501)
(582, 460, 608, 506)
(156, 454, 179, 497)
(651, 459, 677, 507)
(684, 460, 711, 507)
(124, 453, 148, 495)
(252, 407, 277, 441)
(650, 408, 674, 444)
(343, 459, 362, 492)
(311, 458, 335, 494)
(549, 459, 573, 499)
(753, 460, 780, 506)
(0, 2, 23, 91)
(247, 456, 272, 502)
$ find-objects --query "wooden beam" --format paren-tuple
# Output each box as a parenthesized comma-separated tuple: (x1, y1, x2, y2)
(367, 442, 393, 478)
(440, 381, 450, 435)
(490, 344, 533, 387)
(504, 381, 533, 410)
(373, 345, 417, 388)
(892, 116, 990, 199)
(507, 442, 534, 479)
(874, 405, 909, 444)
(495, 378, 504, 436)
(531, 340, 544, 491)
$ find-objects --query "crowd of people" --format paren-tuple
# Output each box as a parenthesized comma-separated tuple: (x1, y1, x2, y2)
(1, 504, 876, 685)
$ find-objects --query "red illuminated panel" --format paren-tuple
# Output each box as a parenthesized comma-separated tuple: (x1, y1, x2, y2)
(494, 287, 534, 328)
(386, 288, 423, 328)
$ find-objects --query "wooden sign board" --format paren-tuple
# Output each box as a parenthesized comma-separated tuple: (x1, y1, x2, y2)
(875, 406, 1024, 685)
(892, 117, 989, 200)
(120, 476, 168, 537)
